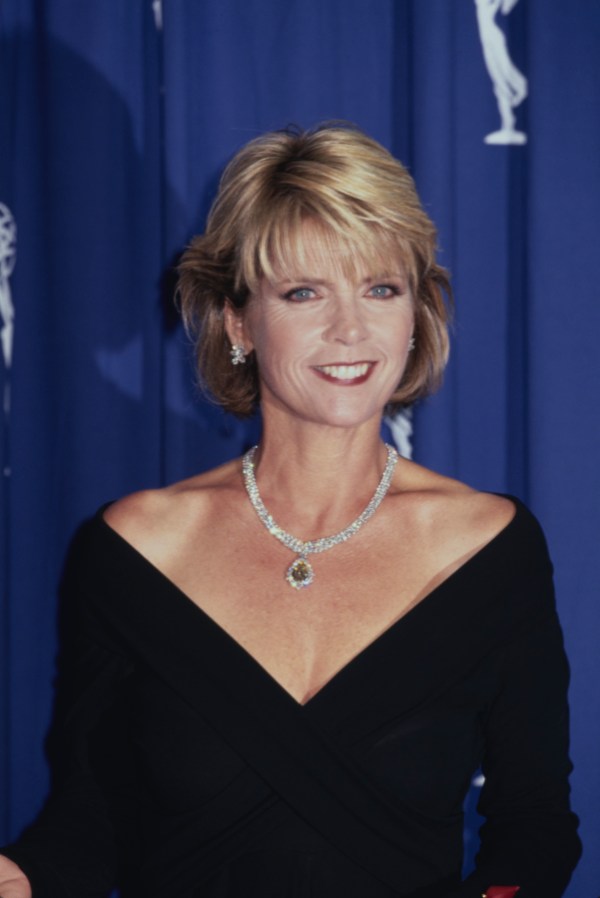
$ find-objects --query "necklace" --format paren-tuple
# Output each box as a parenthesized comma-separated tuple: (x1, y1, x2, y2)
(241, 443, 399, 590)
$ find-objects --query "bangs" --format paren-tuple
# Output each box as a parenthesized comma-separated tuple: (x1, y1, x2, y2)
(235, 200, 417, 294)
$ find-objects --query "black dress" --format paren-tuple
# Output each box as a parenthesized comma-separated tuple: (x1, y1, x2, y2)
(4, 499, 580, 897)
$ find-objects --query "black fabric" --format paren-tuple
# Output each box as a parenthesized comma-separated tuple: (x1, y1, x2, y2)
(3, 499, 580, 897)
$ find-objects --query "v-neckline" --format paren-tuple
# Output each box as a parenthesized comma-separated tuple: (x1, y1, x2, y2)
(96, 496, 520, 709)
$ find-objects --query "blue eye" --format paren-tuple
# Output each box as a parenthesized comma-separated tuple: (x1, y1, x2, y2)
(368, 284, 399, 299)
(283, 287, 315, 302)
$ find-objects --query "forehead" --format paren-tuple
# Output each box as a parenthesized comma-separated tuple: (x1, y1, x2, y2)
(259, 219, 410, 285)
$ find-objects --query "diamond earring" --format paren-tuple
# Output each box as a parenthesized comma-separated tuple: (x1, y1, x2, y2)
(230, 344, 246, 366)
(408, 336, 416, 352)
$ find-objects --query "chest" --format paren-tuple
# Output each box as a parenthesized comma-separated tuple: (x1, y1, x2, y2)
(121, 616, 492, 819)
(160, 520, 458, 705)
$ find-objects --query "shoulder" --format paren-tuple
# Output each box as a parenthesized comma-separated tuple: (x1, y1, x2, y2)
(387, 463, 556, 630)
(391, 460, 553, 609)
(391, 458, 518, 556)
(101, 457, 243, 564)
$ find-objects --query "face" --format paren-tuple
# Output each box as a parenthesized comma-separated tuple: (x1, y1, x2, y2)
(225, 229, 415, 432)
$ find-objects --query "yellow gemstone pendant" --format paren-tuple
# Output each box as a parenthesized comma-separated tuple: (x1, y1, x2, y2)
(286, 557, 314, 589)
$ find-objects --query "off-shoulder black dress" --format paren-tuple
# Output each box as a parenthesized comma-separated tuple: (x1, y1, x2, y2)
(4, 499, 581, 897)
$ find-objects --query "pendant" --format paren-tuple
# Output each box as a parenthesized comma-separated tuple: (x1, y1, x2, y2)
(285, 556, 314, 589)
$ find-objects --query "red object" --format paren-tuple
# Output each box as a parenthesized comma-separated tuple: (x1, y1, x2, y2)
(484, 888, 521, 898)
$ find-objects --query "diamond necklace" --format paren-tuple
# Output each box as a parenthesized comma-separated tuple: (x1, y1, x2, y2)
(241, 443, 399, 590)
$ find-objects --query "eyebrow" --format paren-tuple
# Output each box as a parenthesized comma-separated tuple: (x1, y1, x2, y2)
(275, 273, 407, 287)
(277, 278, 330, 287)
(361, 272, 407, 283)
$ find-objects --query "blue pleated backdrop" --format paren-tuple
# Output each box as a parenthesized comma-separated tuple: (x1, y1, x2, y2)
(1, 3, 599, 896)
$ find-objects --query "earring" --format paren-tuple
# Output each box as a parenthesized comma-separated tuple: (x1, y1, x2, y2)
(230, 344, 246, 366)
(408, 336, 416, 352)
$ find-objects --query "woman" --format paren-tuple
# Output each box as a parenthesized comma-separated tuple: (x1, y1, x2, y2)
(0, 124, 580, 897)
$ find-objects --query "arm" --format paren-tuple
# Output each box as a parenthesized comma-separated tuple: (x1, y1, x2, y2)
(451, 546, 581, 896)
(1, 523, 136, 897)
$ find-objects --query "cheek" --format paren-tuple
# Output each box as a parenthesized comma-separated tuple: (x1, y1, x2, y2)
(380, 310, 414, 349)
(249, 313, 316, 363)
(251, 322, 291, 362)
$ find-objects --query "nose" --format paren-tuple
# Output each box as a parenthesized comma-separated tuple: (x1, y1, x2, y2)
(324, 296, 367, 346)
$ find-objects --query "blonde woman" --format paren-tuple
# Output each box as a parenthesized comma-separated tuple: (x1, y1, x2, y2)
(0, 125, 579, 898)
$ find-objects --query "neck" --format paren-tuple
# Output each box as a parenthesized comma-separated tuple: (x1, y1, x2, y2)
(248, 418, 393, 539)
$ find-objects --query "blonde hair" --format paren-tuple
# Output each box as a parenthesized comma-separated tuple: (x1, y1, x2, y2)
(178, 123, 451, 417)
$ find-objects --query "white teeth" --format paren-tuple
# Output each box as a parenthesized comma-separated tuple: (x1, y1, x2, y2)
(317, 363, 370, 380)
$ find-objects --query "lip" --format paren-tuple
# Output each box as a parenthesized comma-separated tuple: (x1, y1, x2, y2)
(312, 361, 376, 385)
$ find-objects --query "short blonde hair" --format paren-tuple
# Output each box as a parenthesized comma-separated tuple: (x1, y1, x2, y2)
(178, 123, 451, 417)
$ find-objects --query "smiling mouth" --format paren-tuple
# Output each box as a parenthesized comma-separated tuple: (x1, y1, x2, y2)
(313, 362, 374, 384)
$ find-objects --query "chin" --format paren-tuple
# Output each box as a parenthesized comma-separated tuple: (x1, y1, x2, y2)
(305, 401, 386, 430)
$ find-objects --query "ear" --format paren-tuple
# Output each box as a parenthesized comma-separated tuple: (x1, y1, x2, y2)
(223, 300, 253, 353)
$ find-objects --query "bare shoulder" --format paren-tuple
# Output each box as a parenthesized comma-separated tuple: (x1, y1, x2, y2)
(102, 457, 243, 561)
(393, 458, 516, 554)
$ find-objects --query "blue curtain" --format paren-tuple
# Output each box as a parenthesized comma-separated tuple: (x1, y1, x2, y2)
(1, 3, 598, 896)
